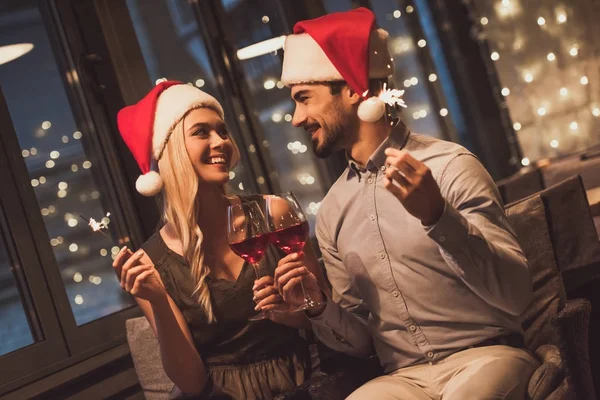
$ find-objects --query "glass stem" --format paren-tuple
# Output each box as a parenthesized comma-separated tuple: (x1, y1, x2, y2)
(300, 280, 310, 302)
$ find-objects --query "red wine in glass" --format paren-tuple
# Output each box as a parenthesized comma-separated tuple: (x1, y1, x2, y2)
(266, 193, 323, 312)
(270, 221, 309, 255)
(227, 200, 271, 321)
(230, 233, 270, 264)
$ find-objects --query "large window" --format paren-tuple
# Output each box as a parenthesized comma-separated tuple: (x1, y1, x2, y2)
(0, 2, 135, 327)
(0, 0, 143, 393)
(469, 0, 600, 163)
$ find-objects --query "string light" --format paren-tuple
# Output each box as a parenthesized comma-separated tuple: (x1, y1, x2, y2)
(73, 131, 82, 139)
(410, 77, 418, 85)
(524, 73, 533, 83)
(580, 76, 588, 85)
(22, 149, 30, 157)
(41, 121, 51, 130)
(521, 158, 530, 166)
(556, 13, 567, 23)
(195, 79, 205, 87)
(74, 295, 84, 305)
(490, 52, 500, 60)
(480, 17, 489, 25)
(393, 10, 401, 18)
(501, 88, 510, 96)
(537, 107, 547, 116)
(560, 88, 568, 96)
(546, 52, 555, 61)
(570, 121, 578, 130)
(537, 17, 546, 26)
(263, 80, 275, 90)
(569, 47, 578, 57)
(513, 122, 521, 131)
(50, 151, 60, 159)
(261, 15, 269, 23)
(46, 160, 55, 168)
(406, 5, 414, 14)
(417, 39, 427, 48)
(428, 73, 437, 82)
(550, 140, 559, 148)
(73, 272, 83, 282)
(439, 108, 448, 116)
(592, 108, 600, 117)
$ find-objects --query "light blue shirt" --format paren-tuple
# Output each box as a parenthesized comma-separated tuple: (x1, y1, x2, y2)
(311, 121, 532, 373)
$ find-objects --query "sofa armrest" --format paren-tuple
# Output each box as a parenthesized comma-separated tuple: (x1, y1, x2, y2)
(528, 344, 564, 400)
(554, 298, 595, 400)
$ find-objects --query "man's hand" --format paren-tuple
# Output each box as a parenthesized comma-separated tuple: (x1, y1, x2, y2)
(384, 148, 445, 226)
(274, 252, 323, 308)
(252, 276, 289, 313)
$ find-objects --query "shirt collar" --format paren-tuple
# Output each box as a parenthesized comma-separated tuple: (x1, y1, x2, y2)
(346, 119, 410, 179)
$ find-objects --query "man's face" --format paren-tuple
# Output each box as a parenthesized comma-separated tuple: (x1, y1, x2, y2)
(290, 83, 355, 158)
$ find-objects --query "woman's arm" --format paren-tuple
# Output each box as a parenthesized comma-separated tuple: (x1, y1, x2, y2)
(116, 249, 208, 395)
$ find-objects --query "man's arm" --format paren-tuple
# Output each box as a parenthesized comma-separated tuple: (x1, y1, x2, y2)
(424, 153, 532, 315)
(308, 212, 375, 357)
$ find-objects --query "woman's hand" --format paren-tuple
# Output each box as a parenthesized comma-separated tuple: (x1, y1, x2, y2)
(112, 246, 166, 303)
(273, 252, 323, 308)
(252, 276, 289, 314)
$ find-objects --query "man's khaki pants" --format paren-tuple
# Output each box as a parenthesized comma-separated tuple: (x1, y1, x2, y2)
(347, 345, 539, 400)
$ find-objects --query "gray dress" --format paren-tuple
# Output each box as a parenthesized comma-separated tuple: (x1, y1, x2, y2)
(141, 198, 309, 399)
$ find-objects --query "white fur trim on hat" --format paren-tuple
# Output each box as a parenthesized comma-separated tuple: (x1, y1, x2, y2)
(152, 84, 224, 160)
(281, 29, 394, 86)
(136, 170, 163, 197)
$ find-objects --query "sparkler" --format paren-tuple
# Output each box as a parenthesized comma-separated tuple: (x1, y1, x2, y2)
(79, 212, 113, 241)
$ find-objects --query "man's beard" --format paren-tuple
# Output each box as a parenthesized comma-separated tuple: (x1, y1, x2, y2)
(311, 100, 347, 159)
(312, 124, 344, 159)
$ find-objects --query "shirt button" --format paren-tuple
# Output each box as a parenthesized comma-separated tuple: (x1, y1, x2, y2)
(392, 291, 399, 297)
(427, 351, 435, 358)
(380, 253, 386, 259)
(370, 215, 376, 221)
(381, 166, 386, 171)
(409, 325, 417, 332)
(367, 178, 373, 184)
(439, 236, 446, 242)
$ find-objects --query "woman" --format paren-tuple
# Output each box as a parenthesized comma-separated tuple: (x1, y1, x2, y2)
(113, 80, 328, 399)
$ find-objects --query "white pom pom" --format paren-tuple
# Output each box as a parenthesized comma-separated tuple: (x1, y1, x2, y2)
(357, 97, 386, 122)
(135, 171, 163, 196)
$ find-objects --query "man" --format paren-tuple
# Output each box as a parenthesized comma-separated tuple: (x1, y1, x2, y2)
(274, 7, 538, 400)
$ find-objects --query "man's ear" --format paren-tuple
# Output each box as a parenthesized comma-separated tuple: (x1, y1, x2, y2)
(344, 86, 362, 105)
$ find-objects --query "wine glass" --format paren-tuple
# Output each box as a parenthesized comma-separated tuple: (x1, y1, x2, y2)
(266, 192, 323, 312)
(227, 201, 271, 321)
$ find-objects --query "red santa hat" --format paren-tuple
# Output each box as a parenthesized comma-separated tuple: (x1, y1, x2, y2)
(281, 7, 406, 122)
(117, 80, 224, 196)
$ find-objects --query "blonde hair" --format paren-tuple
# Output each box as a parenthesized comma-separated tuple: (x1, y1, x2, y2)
(157, 106, 240, 322)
